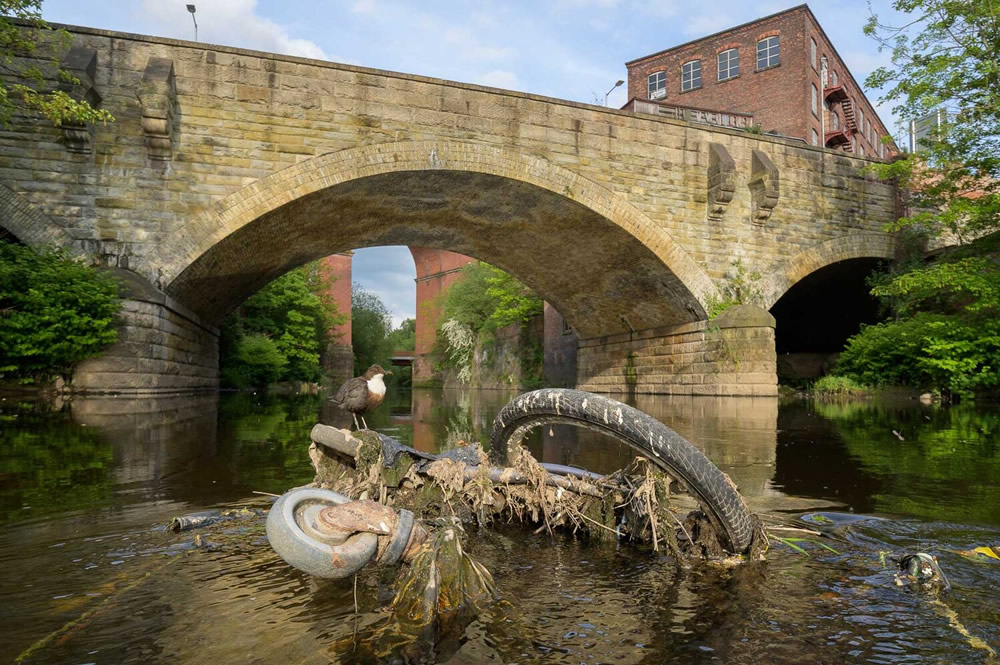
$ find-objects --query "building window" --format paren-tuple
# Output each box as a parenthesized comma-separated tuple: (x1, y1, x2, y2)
(717, 48, 739, 81)
(756, 36, 779, 70)
(681, 60, 702, 91)
(648, 71, 666, 99)
(811, 84, 818, 114)
(810, 38, 817, 69)
(859, 108, 864, 134)
(832, 112, 839, 130)
(811, 128, 818, 145)
(832, 71, 839, 86)
(859, 145, 866, 157)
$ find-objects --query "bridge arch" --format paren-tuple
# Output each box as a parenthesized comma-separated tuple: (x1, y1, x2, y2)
(761, 233, 896, 310)
(0, 182, 75, 249)
(161, 140, 717, 339)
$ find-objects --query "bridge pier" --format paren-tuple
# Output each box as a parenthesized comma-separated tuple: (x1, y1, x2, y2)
(576, 305, 777, 397)
(72, 271, 219, 394)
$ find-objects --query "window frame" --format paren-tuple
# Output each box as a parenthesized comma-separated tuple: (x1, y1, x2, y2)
(647, 70, 666, 99)
(811, 83, 818, 115)
(756, 36, 780, 71)
(717, 48, 739, 81)
(810, 38, 817, 69)
(681, 59, 702, 92)
(811, 128, 818, 146)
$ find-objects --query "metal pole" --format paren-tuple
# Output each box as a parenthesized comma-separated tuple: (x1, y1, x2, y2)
(186, 5, 198, 42)
(604, 79, 624, 107)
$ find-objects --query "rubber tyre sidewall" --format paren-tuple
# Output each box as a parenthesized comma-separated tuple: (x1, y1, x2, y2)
(490, 389, 753, 554)
(266, 487, 378, 578)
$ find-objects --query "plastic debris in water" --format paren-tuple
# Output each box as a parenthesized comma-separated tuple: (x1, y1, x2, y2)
(390, 525, 497, 629)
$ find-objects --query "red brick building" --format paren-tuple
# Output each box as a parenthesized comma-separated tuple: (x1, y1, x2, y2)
(625, 4, 898, 158)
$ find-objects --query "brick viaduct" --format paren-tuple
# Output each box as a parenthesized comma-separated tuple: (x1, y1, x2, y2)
(0, 25, 899, 396)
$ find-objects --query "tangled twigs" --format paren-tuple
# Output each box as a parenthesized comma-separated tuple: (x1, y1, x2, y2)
(308, 426, 759, 562)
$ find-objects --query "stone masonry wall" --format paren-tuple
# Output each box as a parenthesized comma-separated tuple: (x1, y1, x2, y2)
(577, 305, 776, 396)
(72, 296, 218, 393)
(0, 24, 897, 299)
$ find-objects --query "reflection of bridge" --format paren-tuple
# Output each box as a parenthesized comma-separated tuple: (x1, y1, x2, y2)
(1, 24, 899, 396)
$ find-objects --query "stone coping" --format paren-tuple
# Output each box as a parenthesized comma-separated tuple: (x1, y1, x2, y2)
(19, 19, 881, 163)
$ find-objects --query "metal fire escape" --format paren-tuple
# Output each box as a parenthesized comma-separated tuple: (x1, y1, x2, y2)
(823, 84, 855, 151)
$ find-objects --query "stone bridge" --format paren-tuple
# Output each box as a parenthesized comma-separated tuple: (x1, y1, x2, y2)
(0, 24, 899, 395)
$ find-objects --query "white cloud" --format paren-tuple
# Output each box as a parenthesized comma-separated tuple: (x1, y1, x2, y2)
(138, 0, 329, 60)
(352, 247, 416, 329)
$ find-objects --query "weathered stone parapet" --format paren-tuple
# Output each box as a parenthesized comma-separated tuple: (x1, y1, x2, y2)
(72, 270, 219, 394)
(576, 305, 777, 396)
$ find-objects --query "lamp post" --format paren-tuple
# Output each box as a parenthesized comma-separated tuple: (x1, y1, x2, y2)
(604, 79, 624, 107)
(186, 4, 198, 42)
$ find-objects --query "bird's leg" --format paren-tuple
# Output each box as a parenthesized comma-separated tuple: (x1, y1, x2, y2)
(360, 415, 369, 430)
(352, 412, 361, 431)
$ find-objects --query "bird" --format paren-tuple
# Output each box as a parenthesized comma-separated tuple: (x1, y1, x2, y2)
(331, 364, 393, 430)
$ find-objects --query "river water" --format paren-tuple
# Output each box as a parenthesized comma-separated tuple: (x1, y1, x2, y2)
(2, 388, 998, 664)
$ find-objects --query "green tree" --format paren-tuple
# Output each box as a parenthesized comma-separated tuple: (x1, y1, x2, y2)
(435, 261, 543, 383)
(385, 318, 416, 386)
(865, 0, 999, 241)
(0, 1, 114, 127)
(351, 284, 393, 371)
(220, 263, 345, 388)
(226, 333, 287, 388)
(386, 317, 416, 352)
(440, 262, 542, 334)
(0, 239, 120, 383)
(834, 0, 1000, 398)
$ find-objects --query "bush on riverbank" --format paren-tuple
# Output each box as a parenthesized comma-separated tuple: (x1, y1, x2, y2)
(832, 235, 1000, 400)
(433, 262, 543, 386)
(220, 264, 344, 389)
(812, 375, 870, 397)
(0, 239, 120, 384)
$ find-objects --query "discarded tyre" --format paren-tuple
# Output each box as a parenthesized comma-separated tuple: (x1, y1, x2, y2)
(266, 487, 379, 578)
(490, 389, 754, 554)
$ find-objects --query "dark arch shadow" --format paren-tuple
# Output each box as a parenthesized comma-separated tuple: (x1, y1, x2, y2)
(166, 171, 706, 339)
(770, 257, 887, 377)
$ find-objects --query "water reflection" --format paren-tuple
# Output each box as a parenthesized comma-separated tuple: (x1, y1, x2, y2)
(777, 398, 1000, 524)
(1, 389, 998, 664)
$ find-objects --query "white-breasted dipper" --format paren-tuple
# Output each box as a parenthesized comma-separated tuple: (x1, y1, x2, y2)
(331, 364, 392, 430)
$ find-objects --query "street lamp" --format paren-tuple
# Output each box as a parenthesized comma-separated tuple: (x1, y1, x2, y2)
(604, 79, 624, 107)
(186, 4, 198, 42)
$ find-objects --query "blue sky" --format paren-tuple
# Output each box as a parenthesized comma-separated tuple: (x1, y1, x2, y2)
(41, 0, 903, 327)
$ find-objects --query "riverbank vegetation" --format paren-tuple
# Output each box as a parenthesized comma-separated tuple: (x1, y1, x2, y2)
(824, 0, 1000, 400)
(0, 239, 120, 385)
(219, 264, 344, 389)
(350, 286, 416, 386)
(434, 262, 543, 386)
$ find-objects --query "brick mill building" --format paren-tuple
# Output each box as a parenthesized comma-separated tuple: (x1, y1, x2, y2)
(625, 4, 898, 158)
